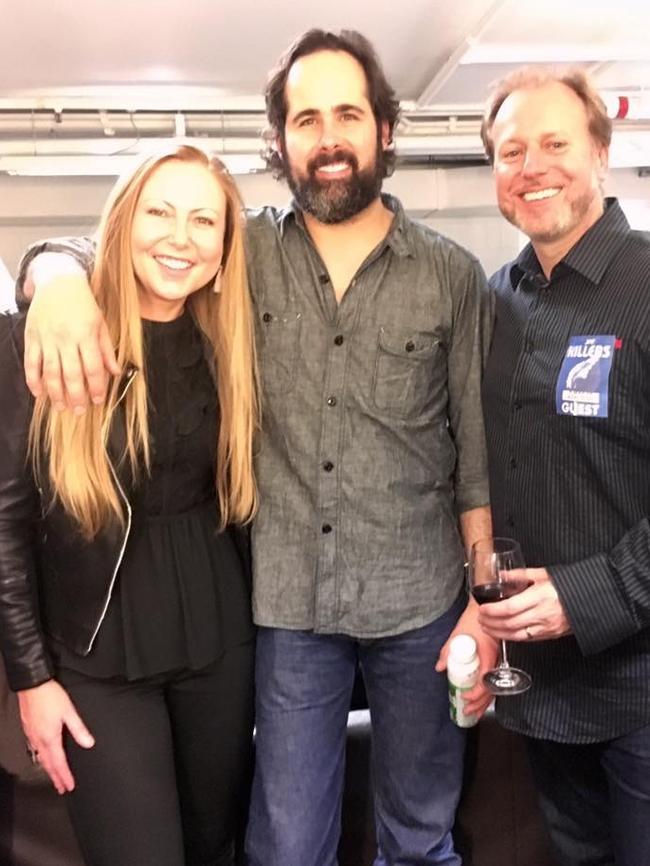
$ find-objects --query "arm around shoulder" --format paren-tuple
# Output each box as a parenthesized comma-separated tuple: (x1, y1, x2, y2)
(15, 236, 118, 409)
(16, 236, 96, 309)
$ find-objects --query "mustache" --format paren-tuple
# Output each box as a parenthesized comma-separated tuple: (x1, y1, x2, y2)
(308, 149, 359, 175)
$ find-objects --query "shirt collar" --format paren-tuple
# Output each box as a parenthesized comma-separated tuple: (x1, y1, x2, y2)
(277, 200, 300, 237)
(277, 193, 415, 259)
(381, 194, 415, 258)
(510, 197, 630, 290)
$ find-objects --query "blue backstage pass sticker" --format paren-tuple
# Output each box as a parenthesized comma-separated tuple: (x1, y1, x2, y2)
(555, 335, 616, 418)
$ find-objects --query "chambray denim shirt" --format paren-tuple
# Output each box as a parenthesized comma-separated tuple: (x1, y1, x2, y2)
(246, 195, 491, 638)
(16, 196, 491, 639)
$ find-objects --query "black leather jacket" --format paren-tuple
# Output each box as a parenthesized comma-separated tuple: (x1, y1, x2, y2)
(0, 312, 142, 690)
(0, 313, 250, 691)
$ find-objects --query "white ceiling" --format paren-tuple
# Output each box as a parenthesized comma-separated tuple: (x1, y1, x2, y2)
(1, 0, 649, 174)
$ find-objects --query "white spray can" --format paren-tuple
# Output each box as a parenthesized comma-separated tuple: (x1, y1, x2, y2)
(448, 634, 479, 728)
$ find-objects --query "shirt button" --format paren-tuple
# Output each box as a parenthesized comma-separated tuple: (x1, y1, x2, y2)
(327, 396, 337, 406)
(322, 523, 333, 534)
(319, 274, 329, 285)
(506, 515, 515, 528)
(323, 461, 334, 472)
(405, 340, 415, 352)
(334, 334, 344, 346)
(509, 457, 517, 469)
(513, 400, 522, 411)
(262, 312, 272, 323)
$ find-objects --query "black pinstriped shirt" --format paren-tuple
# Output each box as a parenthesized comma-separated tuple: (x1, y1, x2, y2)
(484, 199, 650, 743)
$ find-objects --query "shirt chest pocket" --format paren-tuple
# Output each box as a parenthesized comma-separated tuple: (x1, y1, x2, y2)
(258, 309, 302, 395)
(372, 328, 440, 418)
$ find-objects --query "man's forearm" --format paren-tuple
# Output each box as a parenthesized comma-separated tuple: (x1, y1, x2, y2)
(22, 253, 86, 303)
(15, 236, 96, 308)
(459, 505, 492, 556)
(17, 234, 115, 409)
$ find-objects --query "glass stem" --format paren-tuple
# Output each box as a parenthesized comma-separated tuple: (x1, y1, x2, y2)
(499, 639, 511, 669)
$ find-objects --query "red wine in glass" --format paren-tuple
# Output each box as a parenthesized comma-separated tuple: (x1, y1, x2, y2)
(469, 537, 532, 696)
(472, 578, 533, 605)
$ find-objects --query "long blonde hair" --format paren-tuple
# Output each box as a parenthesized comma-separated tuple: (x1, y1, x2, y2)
(30, 144, 259, 538)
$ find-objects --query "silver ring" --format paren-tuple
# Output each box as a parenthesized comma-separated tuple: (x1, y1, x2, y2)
(525, 626, 534, 640)
(26, 744, 39, 764)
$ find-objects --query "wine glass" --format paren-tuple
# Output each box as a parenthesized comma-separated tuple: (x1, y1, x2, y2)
(469, 536, 532, 696)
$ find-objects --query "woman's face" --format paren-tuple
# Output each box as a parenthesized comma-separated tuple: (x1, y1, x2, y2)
(131, 158, 227, 320)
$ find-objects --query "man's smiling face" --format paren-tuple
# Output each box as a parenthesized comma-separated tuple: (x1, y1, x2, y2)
(491, 81, 607, 250)
(280, 49, 388, 224)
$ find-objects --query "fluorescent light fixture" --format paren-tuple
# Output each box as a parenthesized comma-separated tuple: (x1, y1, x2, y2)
(0, 86, 265, 112)
(4, 156, 132, 176)
(460, 43, 650, 64)
(0, 153, 266, 177)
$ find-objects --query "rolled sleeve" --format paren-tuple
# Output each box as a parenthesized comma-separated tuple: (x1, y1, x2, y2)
(447, 253, 492, 514)
(15, 236, 96, 309)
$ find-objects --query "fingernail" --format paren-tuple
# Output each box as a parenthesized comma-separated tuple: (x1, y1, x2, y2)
(92, 395, 105, 405)
(54, 402, 66, 412)
(73, 405, 87, 416)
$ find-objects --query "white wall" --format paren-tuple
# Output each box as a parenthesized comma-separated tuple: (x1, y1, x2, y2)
(0, 256, 15, 310)
(0, 166, 515, 280)
(1, 166, 649, 283)
(0, 175, 108, 280)
(422, 214, 520, 278)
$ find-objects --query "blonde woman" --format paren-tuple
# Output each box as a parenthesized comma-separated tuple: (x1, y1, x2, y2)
(0, 144, 259, 866)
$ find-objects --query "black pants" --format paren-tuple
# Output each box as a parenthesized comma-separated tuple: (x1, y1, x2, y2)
(527, 724, 650, 866)
(58, 641, 255, 866)
(0, 766, 13, 866)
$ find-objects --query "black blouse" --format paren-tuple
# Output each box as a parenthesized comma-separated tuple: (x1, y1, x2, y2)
(51, 311, 254, 680)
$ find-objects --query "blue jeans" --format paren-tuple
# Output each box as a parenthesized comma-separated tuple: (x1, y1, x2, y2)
(246, 596, 466, 866)
(526, 723, 650, 866)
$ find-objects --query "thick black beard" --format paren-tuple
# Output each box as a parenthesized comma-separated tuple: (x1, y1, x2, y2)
(286, 149, 384, 224)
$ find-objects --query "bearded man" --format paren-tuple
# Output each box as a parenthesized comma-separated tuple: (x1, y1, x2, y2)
(15, 30, 495, 866)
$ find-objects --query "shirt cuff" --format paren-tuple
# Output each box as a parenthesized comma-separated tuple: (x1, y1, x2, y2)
(548, 553, 636, 656)
(5, 657, 54, 693)
(15, 238, 94, 310)
(454, 485, 490, 516)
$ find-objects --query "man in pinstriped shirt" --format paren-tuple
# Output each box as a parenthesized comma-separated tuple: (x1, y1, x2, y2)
(480, 67, 650, 866)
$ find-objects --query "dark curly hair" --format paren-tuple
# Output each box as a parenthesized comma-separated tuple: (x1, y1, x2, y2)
(263, 29, 401, 179)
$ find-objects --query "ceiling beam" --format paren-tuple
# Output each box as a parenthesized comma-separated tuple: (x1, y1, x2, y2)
(416, 0, 509, 107)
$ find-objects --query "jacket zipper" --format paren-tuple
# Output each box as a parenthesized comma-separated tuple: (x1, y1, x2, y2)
(84, 366, 138, 653)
